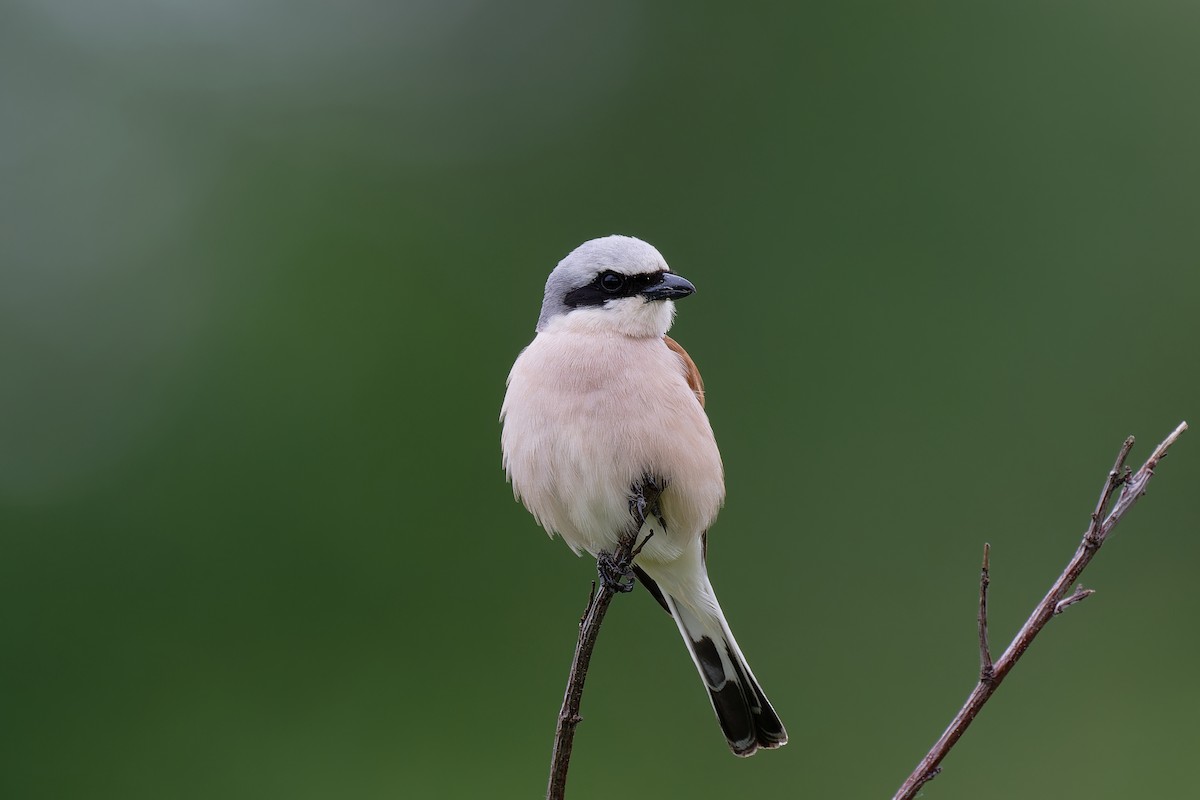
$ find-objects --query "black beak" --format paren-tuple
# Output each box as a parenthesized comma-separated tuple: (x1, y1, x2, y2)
(641, 272, 696, 301)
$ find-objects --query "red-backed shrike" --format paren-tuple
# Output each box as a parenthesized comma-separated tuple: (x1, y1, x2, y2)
(501, 235, 786, 755)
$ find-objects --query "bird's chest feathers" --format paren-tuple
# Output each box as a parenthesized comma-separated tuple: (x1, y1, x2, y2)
(506, 332, 724, 555)
(542, 337, 707, 474)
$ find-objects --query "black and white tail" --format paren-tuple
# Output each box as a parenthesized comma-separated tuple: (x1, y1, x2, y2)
(663, 588, 788, 756)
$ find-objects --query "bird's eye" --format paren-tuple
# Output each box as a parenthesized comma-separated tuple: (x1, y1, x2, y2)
(599, 272, 625, 293)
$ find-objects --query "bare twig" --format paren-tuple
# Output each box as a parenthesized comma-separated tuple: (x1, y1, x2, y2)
(546, 534, 637, 800)
(892, 421, 1188, 800)
(1053, 585, 1095, 615)
(978, 543, 993, 682)
(547, 477, 662, 800)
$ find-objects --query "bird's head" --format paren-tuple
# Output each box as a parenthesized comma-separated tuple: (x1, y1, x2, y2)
(536, 235, 696, 338)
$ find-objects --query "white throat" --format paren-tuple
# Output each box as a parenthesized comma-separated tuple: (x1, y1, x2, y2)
(545, 297, 677, 339)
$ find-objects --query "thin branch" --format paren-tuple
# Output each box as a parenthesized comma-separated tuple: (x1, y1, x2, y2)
(1053, 585, 1095, 615)
(547, 476, 662, 800)
(978, 543, 993, 682)
(546, 535, 637, 800)
(892, 421, 1188, 800)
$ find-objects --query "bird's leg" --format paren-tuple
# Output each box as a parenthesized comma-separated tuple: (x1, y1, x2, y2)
(629, 474, 666, 557)
(628, 473, 665, 531)
(597, 474, 668, 592)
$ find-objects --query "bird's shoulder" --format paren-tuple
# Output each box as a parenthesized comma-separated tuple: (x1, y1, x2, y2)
(662, 334, 705, 408)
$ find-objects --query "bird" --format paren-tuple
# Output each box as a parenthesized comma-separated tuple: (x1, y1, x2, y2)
(500, 234, 787, 756)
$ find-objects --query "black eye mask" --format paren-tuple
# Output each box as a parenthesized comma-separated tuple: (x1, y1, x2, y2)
(563, 270, 664, 309)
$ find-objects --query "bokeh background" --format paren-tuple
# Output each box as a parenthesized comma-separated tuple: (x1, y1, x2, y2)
(2, 2, 1197, 798)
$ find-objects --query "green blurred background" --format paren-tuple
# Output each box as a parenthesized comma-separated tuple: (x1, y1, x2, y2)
(2, 2, 1197, 798)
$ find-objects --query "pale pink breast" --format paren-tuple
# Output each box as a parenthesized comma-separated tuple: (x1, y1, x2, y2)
(502, 332, 724, 561)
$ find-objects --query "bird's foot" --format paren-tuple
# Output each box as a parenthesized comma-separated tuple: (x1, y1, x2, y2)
(597, 550, 637, 593)
(596, 529, 657, 593)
